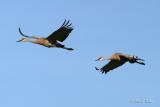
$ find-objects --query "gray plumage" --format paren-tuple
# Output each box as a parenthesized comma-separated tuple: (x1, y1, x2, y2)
(17, 20, 74, 50)
(95, 53, 145, 74)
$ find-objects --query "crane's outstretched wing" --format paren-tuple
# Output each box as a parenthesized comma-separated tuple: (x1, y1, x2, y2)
(46, 20, 73, 43)
(100, 60, 126, 74)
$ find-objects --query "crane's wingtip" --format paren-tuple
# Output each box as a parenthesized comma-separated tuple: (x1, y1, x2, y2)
(95, 67, 100, 70)
(18, 27, 22, 33)
(18, 27, 22, 30)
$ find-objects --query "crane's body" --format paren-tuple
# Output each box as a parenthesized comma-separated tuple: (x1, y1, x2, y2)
(95, 53, 145, 74)
(17, 20, 74, 50)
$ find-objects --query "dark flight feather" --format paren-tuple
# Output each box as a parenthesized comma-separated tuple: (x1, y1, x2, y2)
(46, 20, 73, 43)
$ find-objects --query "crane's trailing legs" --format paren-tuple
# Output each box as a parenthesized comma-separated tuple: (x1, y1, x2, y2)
(55, 42, 73, 50)
(129, 56, 145, 65)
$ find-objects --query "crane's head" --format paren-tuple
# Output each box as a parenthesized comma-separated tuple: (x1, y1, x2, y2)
(95, 57, 105, 61)
(16, 38, 29, 42)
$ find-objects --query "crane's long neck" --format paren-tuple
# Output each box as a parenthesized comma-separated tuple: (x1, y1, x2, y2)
(22, 38, 37, 43)
(102, 57, 110, 60)
(96, 57, 109, 61)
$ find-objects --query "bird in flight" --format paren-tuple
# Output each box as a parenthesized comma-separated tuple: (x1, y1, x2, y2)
(95, 53, 145, 74)
(17, 20, 74, 50)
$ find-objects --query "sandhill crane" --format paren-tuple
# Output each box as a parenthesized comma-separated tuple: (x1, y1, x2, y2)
(17, 20, 74, 50)
(95, 53, 145, 74)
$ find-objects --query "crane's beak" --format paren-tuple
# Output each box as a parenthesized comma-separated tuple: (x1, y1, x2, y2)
(16, 38, 25, 42)
(95, 58, 99, 61)
(95, 59, 99, 61)
(16, 39, 22, 42)
(95, 59, 98, 61)
(95, 57, 103, 61)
